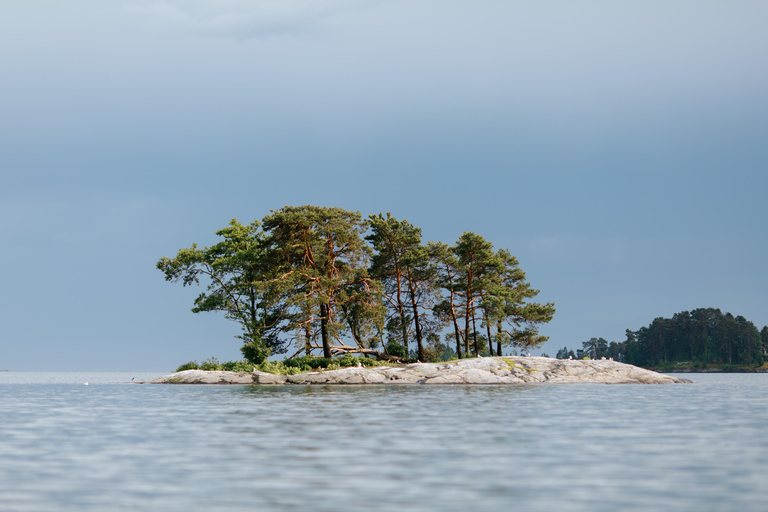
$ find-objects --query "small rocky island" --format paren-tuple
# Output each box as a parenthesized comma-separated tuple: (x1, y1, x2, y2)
(143, 356, 690, 385)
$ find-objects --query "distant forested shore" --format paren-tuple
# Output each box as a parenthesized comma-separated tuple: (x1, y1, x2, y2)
(557, 308, 768, 371)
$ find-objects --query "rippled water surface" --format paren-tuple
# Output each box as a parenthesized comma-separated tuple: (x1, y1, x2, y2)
(2, 372, 768, 511)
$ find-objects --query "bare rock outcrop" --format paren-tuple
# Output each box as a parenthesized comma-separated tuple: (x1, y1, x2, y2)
(143, 357, 690, 385)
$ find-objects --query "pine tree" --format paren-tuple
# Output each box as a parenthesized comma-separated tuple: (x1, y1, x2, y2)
(261, 206, 383, 359)
(430, 241, 466, 359)
(156, 219, 287, 363)
(367, 213, 437, 361)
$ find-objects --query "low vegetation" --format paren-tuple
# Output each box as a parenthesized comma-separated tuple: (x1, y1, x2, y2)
(175, 354, 392, 375)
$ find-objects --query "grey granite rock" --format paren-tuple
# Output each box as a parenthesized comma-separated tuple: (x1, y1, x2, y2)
(142, 357, 691, 385)
(148, 370, 256, 384)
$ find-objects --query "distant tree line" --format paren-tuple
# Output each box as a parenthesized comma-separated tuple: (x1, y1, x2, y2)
(158, 205, 555, 363)
(556, 308, 767, 368)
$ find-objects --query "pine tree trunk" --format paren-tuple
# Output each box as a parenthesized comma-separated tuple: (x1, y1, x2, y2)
(320, 303, 331, 359)
(496, 320, 503, 357)
(396, 273, 408, 358)
(449, 290, 463, 359)
(453, 323, 463, 359)
(407, 275, 424, 361)
(464, 313, 471, 357)
(464, 274, 473, 357)
(400, 309, 409, 358)
(486, 322, 494, 357)
(413, 302, 424, 361)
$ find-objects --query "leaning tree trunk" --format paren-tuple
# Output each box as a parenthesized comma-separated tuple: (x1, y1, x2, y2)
(413, 301, 424, 361)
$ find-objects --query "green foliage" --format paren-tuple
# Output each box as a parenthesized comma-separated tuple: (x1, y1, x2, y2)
(241, 340, 270, 364)
(281, 354, 390, 372)
(175, 361, 199, 372)
(422, 333, 458, 362)
(176, 358, 252, 373)
(629, 308, 764, 367)
(174, 354, 392, 375)
(283, 356, 331, 370)
(430, 233, 555, 359)
(157, 218, 285, 360)
(385, 341, 408, 358)
(367, 213, 437, 362)
(199, 357, 221, 371)
(335, 354, 389, 367)
(221, 360, 255, 372)
(359, 357, 390, 367)
(250, 354, 390, 375)
(160, 205, 555, 364)
(262, 205, 384, 359)
(564, 308, 765, 369)
(253, 361, 305, 375)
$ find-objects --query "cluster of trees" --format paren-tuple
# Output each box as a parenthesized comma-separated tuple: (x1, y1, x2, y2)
(557, 308, 768, 367)
(556, 337, 623, 361)
(157, 205, 555, 363)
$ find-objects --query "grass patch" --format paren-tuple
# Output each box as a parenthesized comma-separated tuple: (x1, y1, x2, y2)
(501, 357, 540, 372)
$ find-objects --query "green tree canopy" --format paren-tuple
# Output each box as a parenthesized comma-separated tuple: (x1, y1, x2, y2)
(156, 219, 286, 363)
(367, 213, 437, 361)
(261, 205, 384, 359)
(573, 308, 765, 368)
(158, 205, 555, 363)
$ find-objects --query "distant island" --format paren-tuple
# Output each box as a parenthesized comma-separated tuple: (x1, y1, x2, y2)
(556, 308, 768, 372)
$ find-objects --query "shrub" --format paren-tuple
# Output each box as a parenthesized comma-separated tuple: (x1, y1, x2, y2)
(359, 357, 389, 367)
(222, 360, 254, 372)
(199, 357, 223, 371)
(283, 354, 391, 370)
(241, 341, 271, 365)
(284, 356, 332, 370)
(337, 354, 360, 367)
(176, 353, 394, 376)
(175, 361, 199, 372)
(385, 341, 407, 359)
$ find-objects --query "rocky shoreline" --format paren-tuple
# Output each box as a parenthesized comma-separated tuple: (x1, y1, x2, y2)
(142, 356, 691, 385)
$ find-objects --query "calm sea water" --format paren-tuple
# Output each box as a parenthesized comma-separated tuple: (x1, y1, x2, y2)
(1, 372, 767, 511)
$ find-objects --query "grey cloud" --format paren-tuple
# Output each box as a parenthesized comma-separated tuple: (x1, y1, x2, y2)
(127, 0, 370, 39)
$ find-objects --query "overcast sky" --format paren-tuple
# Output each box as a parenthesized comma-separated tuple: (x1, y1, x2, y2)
(2, 0, 766, 370)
